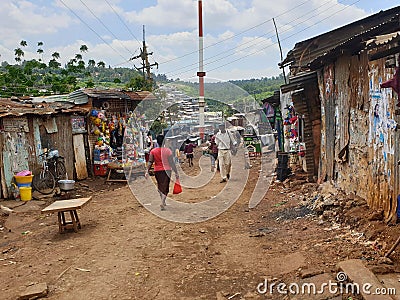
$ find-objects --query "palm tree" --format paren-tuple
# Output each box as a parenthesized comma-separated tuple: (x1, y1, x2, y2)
(97, 61, 105, 68)
(20, 40, 27, 47)
(77, 60, 85, 70)
(88, 59, 96, 68)
(75, 53, 82, 61)
(51, 52, 60, 60)
(79, 45, 88, 53)
(14, 48, 24, 64)
(48, 59, 61, 69)
(37, 41, 44, 61)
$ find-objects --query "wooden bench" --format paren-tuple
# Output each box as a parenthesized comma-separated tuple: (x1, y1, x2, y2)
(41, 197, 92, 233)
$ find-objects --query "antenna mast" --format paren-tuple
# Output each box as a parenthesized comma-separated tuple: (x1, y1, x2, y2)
(197, 0, 206, 140)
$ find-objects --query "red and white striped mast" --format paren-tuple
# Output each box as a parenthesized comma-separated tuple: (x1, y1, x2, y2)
(197, 0, 206, 140)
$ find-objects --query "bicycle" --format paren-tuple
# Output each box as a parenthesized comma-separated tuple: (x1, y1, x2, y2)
(32, 149, 67, 194)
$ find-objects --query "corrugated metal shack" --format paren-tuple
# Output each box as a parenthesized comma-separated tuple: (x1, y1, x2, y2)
(0, 97, 90, 198)
(280, 6, 400, 221)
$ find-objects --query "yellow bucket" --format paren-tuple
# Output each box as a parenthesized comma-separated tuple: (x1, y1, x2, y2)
(19, 187, 32, 201)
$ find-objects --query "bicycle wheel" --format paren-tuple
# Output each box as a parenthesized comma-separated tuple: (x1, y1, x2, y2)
(32, 168, 56, 194)
(55, 158, 67, 180)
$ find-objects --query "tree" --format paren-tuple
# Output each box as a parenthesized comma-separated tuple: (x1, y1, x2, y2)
(48, 59, 61, 69)
(97, 61, 105, 68)
(37, 48, 44, 61)
(37, 41, 44, 61)
(77, 60, 85, 71)
(150, 119, 168, 135)
(20, 40, 27, 47)
(126, 75, 152, 91)
(51, 52, 60, 60)
(88, 59, 96, 68)
(80, 44, 88, 53)
(14, 48, 24, 64)
(85, 79, 95, 88)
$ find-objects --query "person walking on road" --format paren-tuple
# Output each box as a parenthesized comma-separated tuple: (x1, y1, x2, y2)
(215, 123, 236, 183)
(184, 139, 195, 167)
(208, 129, 219, 172)
(146, 135, 179, 210)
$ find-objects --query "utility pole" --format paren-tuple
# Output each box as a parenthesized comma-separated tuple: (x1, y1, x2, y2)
(197, 0, 206, 140)
(131, 25, 158, 85)
(272, 18, 287, 84)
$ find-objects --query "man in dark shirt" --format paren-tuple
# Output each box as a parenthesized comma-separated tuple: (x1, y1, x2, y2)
(184, 139, 195, 167)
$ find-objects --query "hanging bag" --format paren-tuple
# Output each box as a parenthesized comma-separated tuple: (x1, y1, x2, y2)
(228, 131, 238, 156)
(173, 179, 182, 194)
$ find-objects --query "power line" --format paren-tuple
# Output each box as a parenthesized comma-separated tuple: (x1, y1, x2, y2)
(165, 0, 363, 79)
(206, 0, 363, 74)
(78, 0, 134, 56)
(164, 0, 337, 77)
(156, 0, 315, 66)
(58, 0, 130, 64)
(103, 0, 143, 48)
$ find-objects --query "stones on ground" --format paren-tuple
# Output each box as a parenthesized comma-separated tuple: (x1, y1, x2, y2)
(337, 259, 392, 300)
(296, 273, 336, 300)
(367, 257, 396, 274)
(1, 205, 13, 214)
(249, 227, 276, 237)
(368, 264, 395, 275)
(299, 268, 324, 279)
(18, 283, 48, 300)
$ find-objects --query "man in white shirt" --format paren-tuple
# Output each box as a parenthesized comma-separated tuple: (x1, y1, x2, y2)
(215, 123, 237, 183)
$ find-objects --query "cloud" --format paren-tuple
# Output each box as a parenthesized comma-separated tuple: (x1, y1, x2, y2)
(0, 1, 72, 45)
(54, 0, 120, 17)
(0, 0, 383, 81)
(124, 0, 198, 29)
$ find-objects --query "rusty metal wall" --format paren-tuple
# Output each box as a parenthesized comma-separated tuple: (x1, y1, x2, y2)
(319, 51, 398, 220)
(0, 114, 89, 198)
(36, 115, 75, 179)
(318, 63, 336, 181)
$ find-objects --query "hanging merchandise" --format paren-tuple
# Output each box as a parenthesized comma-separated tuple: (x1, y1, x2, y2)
(283, 104, 301, 153)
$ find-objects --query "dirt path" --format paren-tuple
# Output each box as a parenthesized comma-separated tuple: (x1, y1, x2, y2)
(1, 150, 399, 299)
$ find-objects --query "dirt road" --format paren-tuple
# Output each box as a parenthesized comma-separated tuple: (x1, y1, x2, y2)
(1, 151, 399, 299)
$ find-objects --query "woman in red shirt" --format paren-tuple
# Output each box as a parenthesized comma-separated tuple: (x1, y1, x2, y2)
(146, 135, 179, 210)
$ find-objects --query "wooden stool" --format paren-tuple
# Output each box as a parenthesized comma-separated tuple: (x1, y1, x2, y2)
(57, 210, 81, 233)
(41, 197, 92, 233)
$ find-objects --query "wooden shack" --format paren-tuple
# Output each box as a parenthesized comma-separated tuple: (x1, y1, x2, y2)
(0, 97, 90, 198)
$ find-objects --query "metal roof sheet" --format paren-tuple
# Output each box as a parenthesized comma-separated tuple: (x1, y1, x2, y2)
(0, 98, 89, 118)
(82, 88, 130, 100)
(281, 6, 400, 72)
(366, 31, 400, 48)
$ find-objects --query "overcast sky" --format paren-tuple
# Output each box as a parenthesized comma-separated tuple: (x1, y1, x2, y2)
(0, 0, 397, 81)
